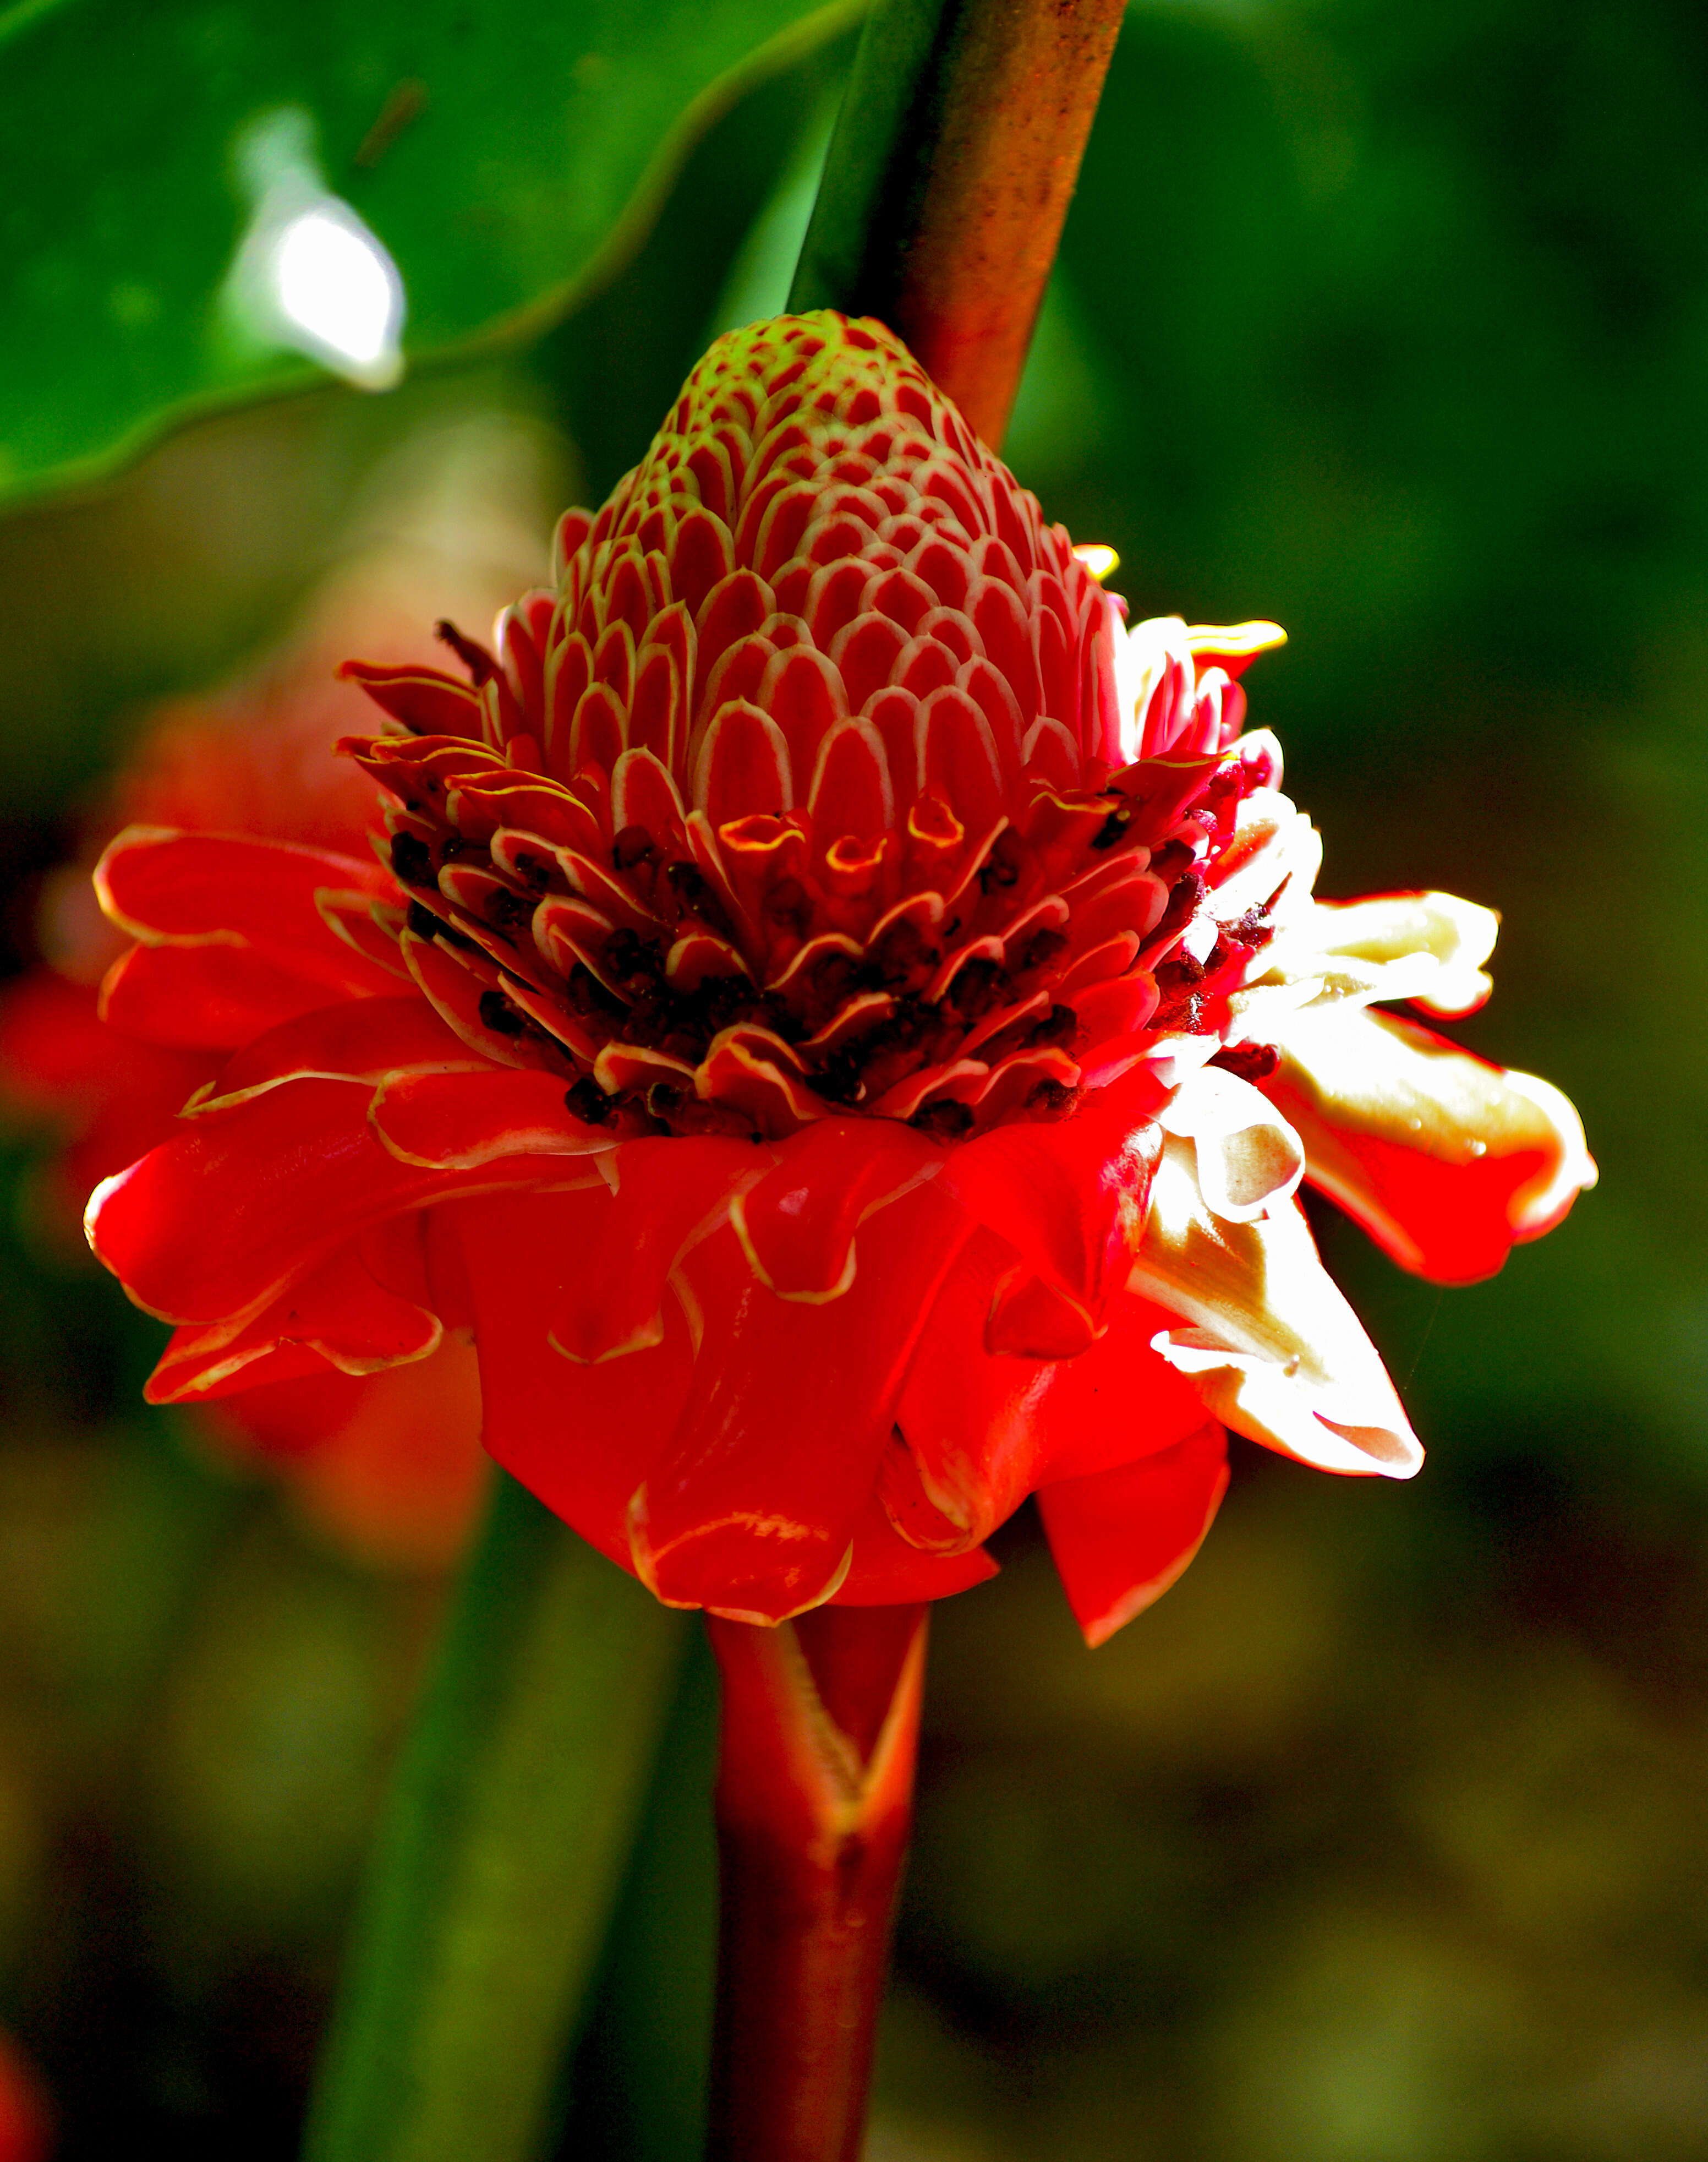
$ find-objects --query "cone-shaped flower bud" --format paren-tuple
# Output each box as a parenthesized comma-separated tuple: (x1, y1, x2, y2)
(85, 314, 1595, 1636)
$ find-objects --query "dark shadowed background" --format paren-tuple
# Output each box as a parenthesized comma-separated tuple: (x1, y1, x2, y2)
(0, 1, 1702, 2154)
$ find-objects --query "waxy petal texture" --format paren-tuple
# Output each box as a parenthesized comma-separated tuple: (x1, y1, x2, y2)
(1262, 1007, 1596, 1283)
(78, 312, 1594, 1636)
(632, 1187, 972, 1623)
(1038, 1423, 1230, 1647)
(1132, 1137, 1422, 1478)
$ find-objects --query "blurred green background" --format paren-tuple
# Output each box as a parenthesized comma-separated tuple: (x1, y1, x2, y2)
(0, 0, 1703, 2154)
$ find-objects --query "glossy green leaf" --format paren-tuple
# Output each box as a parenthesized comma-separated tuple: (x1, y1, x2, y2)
(0, 0, 862, 504)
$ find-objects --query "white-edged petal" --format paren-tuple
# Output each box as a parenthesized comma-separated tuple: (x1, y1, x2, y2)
(1262, 1005, 1596, 1280)
(1129, 1136, 1422, 1479)
(1208, 787, 1321, 930)
(1303, 891, 1499, 1017)
(1159, 1067, 1305, 1222)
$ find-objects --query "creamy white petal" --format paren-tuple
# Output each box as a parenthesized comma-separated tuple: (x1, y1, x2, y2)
(1302, 891, 1498, 1017)
(1208, 787, 1322, 929)
(1262, 1006, 1596, 1280)
(1159, 1067, 1305, 1222)
(1130, 1137, 1422, 1479)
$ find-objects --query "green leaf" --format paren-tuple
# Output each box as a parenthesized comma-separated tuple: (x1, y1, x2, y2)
(0, 0, 862, 506)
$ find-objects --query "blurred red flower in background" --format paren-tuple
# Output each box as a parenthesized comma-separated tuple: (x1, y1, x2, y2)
(0, 2030, 51, 2162)
(0, 428, 552, 1566)
(84, 316, 1593, 1633)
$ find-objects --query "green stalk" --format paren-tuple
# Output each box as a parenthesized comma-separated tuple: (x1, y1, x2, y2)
(555, 1628, 722, 2160)
(302, 1471, 687, 2162)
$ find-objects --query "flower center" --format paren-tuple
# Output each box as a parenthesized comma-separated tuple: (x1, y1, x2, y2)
(343, 314, 1279, 1141)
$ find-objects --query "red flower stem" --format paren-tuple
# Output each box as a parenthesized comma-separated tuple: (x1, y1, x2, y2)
(302, 1472, 687, 2162)
(700, 23, 1123, 2149)
(789, 0, 1129, 447)
(705, 1604, 930, 2162)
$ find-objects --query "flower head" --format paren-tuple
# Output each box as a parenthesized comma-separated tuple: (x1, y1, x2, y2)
(85, 314, 1594, 1633)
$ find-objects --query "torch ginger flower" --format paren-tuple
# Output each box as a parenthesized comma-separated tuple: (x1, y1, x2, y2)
(84, 314, 1594, 1639)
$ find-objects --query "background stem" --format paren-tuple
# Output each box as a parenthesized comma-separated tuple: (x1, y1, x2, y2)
(302, 1471, 687, 2162)
(789, 0, 1129, 446)
(554, 1628, 723, 2161)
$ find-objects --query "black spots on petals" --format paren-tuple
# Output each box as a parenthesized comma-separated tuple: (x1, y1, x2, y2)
(977, 831, 1024, 894)
(602, 929, 666, 997)
(944, 957, 1003, 1023)
(612, 825, 655, 872)
(865, 916, 939, 995)
(478, 989, 526, 1037)
(1212, 1041, 1280, 1083)
(1229, 904, 1275, 952)
(564, 1076, 616, 1126)
(406, 900, 479, 954)
(1014, 927, 1068, 978)
(486, 887, 532, 931)
(1152, 871, 1207, 948)
(910, 1099, 975, 1141)
(665, 860, 738, 944)
(390, 831, 434, 887)
(1025, 1077, 1077, 1118)
(566, 963, 629, 1025)
(1027, 1003, 1079, 1050)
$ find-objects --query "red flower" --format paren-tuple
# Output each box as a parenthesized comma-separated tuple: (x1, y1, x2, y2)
(0, 517, 552, 1566)
(0, 2031, 51, 2162)
(85, 315, 1593, 1633)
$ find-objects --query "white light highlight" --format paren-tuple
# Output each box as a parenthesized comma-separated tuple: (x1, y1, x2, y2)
(273, 204, 403, 380)
(225, 109, 406, 391)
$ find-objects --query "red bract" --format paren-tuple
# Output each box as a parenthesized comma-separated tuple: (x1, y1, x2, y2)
(0, 2030, 51, 2162)
(85, 314, 1595, 1634)
(0, 567, 507, 1568)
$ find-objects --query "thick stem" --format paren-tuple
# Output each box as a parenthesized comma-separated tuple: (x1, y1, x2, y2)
(705, 1604, 929, 2162)
(302, 1471, 687, 2162)
(789, 0, 1127, 447)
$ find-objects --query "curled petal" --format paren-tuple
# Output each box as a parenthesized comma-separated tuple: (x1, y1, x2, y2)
(730, 1118, 944, 1300)
(368, 1068, 614, 1170)
(190, 997, 484, 1113)
(1304, 890, 1497, 1018)
(1131, 1136, 1422, 1479)
(96, 825, 390, 941)
(87, 1078, 577, 1326)
(891, 1231, 1217, 1552)
(551, 1137, 763, 1362)
(1206, 788, 1321, 928)
(1037, 1422, 1230, 1647)
(1261, 1006, 1596, 1284)
(834, 1489, 999, 1606)
(629, 1185, 972, 1625)
(1159, 1065, 1304, 1222)
(1258, 889, 1499, 1020)
(147, 1240, 441, 1400)
(452, 1190, 694, 1568)
(937, 1090, 1162, 1347)
(92, 829, 401, 1051)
